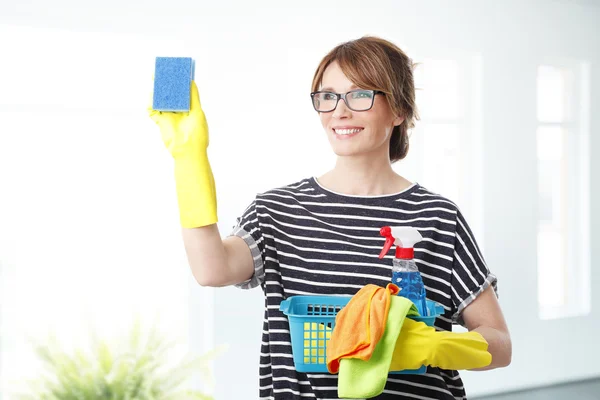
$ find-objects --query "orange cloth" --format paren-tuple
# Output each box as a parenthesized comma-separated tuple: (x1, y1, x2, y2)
(326, 283, 400, 373)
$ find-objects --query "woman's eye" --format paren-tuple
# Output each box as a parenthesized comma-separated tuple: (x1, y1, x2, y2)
(323, 93, 336, 100)
(352, 91, 372, 99)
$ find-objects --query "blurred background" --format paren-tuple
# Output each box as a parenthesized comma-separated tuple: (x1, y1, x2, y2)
(0, 0, 598, 398)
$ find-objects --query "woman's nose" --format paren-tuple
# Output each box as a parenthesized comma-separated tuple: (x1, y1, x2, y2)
(331, 98, 352, 118)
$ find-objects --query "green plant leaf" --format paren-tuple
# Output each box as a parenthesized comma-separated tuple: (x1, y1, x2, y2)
(14, 317, 223, 400)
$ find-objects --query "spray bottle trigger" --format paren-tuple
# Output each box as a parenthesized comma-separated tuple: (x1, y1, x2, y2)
(379, 237, 394, 259)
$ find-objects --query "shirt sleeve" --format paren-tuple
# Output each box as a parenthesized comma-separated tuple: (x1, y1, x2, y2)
(450, 208, 498, 326)
(228, 198, 266, 290)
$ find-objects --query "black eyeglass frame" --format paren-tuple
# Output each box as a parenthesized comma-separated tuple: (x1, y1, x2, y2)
(310, 89, 386, 112)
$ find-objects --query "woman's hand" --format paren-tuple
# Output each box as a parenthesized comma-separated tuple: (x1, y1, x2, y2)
(148, 81, 209, 160)
(148, 81, 218, 228)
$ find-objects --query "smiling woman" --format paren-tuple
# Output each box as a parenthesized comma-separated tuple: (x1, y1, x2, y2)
(310, 36, 419, 166)
(160, 35, 511, 400)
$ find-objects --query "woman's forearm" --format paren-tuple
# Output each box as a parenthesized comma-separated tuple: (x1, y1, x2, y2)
(470, 326, 512, 370)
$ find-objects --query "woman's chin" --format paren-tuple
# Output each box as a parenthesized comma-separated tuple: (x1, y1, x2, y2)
(330, 147, 363, 158)
(328, 139, 357, 155)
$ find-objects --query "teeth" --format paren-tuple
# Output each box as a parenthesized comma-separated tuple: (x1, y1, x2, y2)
(334, 128, 363, 135)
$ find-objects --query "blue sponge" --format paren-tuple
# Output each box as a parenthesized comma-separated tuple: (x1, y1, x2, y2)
(152, 57, 196, 112)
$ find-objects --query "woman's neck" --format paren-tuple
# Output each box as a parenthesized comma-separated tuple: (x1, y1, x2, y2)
(317, 157, 413, 196)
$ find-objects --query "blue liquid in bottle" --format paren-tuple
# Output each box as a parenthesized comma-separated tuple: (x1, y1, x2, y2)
(392, 261, 428, 316)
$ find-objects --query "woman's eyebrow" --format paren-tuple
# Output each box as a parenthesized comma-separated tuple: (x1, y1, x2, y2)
(319, 85, 359, 92)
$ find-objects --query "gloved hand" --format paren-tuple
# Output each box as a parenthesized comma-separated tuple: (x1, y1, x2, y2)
(148, 81, 218, 228)
(389, 318, 492, 371)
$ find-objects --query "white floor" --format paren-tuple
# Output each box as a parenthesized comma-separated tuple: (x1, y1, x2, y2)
(474, 378, 600, 400)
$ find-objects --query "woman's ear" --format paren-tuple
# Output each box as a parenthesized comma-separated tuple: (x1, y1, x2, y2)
(393, 115, 405, 127)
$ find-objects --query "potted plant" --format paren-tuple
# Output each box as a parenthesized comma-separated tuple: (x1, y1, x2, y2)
(13, 318, 223, 400)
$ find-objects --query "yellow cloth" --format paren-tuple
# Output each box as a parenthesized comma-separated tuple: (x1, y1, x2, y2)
(148, 81, 218, 228)
(326, 283, 399, 374)
(390, 318, 492, 371)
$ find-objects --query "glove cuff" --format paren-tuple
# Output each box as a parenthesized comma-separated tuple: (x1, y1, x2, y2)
(173, 154, 218, 228)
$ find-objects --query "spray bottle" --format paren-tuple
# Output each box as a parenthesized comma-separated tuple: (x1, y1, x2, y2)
(379, 226, 428, 316)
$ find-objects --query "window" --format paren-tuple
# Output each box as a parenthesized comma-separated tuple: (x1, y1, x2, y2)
(403, 55, 485, 250)
(536, 63, 591, 320)
(0, 25, 210, 397)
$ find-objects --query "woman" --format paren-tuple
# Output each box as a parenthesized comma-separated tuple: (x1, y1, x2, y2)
(149, 36, 512, 399)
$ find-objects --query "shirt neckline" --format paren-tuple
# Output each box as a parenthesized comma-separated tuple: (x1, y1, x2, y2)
(308, 176, 420, 202)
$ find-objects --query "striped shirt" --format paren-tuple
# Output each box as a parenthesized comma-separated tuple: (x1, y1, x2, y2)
(229, 177, 497, 400)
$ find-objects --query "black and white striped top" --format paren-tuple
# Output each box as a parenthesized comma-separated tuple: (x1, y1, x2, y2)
(229, 177, 497, 400)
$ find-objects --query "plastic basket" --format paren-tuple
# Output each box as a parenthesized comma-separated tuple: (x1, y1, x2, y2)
(279, 295, 444, 374)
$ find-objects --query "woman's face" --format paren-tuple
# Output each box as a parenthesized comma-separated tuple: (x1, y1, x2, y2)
(318, 61, 403, 159)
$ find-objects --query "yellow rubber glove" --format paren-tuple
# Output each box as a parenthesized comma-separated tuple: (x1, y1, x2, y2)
(389, 319, 492, 371)
(148, 81, 218, 228)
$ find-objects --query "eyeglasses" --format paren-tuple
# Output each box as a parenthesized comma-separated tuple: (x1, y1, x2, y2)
(310, 89, 385, 112)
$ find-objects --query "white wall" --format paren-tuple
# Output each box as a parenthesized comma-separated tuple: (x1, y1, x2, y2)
(0, 0, 598, 398)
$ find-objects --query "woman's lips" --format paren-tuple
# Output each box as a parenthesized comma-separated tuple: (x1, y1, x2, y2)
(333, 127, 364, 139)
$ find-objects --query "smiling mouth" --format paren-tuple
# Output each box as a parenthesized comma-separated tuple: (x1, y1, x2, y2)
(333, 128, 364, 135)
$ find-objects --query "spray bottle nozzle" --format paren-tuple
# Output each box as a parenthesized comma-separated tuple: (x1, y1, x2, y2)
(378, 225, 423, 259)
(378, 226, 394, 259)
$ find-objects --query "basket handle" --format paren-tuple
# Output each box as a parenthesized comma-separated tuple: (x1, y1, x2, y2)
(433, 302, 444, 316)
(279, 298, 291, 314)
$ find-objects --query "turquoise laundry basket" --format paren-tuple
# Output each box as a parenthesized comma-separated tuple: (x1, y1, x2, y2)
(279, 295, 444, 374)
